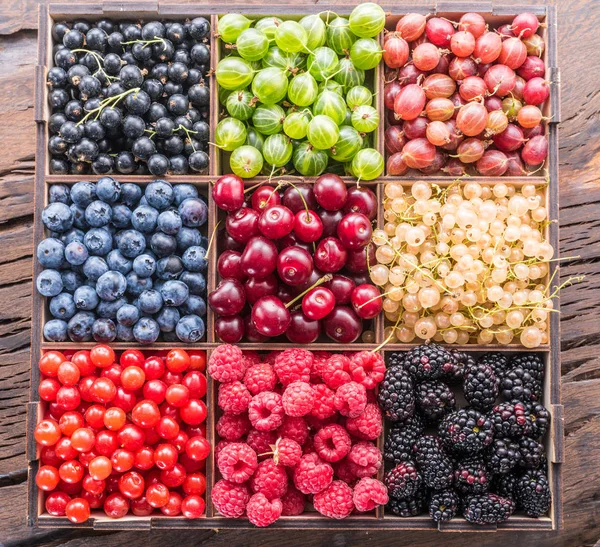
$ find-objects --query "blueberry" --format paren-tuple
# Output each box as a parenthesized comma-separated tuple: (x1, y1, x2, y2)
(112, 204, 133, 229)
(96, 270, 127, 301)
(157, 307, 180, 332)
(172, 184, 198, 206)
(42, 202, 74, 233)
(83, 256, 109, 282)
(70, 204, 89, 230)
(49, 292, 76, 320)
(70, 181, 97, 207)
(61, 270, 83, 293)
(67, 311, 95, 341)
(180, 294, 206, 317)
(157, 210, 182, 235)
(160, 280, 189, 307)
(176, 314, 205, 343)
(36, 269, 64, 297)
(156, 256, 184, 280)
(179, 271, 206, 295)
(97, 297, 128, 319)
(49, 184, 70, 204)
(60, 228, 85, 246)
(74, 285, 99, 310)
(84, 200, 112, 227)
(132, 254, 156, 278)
(131, 205, 159, 233)
(176, 227, 202, 252)
(64, 240, 89, 266)
(106, 249, 132, 275)
(126, 272, 153, 297)
(44, 319, 69, 341)
(37, 238, 65, 269)
(116, 323, 135, 342)
(92, 318, 117, 342)
(133, 317, 160, 344)
(178, 198, 208, 228)
(138, 196, 149, 207)
(145, 179, 174, 210)
(120, 183, 143, 207)
(150, 232, 177, 257)
(116, 303, 140, 327)
(84, 228, 113, 256)
(182, 246, 207, 272)
(138, 289, 163, 314)
(116, 229, 147, 258)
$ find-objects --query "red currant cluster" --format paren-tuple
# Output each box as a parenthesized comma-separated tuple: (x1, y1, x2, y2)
(34, 346, 208, 523)
(209, 174, 383, 344)
(208, 345, 388, 526)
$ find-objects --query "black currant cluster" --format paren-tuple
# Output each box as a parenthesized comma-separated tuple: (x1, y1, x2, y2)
(47, 18, 211, 176)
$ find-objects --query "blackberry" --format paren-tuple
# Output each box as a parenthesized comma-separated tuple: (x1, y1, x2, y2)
(384, 413, 424, 464)
(384, 461, 422, 500)
(525, 402, 550, 440)
(509, 354, 545, 380)
(445, 350, 475, 382)
(415, 380, 456, 423)
(403, 343, 457, 381)
(516, 469, 551, 517)
(492, 473, 518, 499)
(414, 435, 454, 490)
(386, 488, 426, 517)
(438, 409, 494, 454)
(477, 352, 509, 380)
(454, 457, 489, 495)
(486, 438, 521, 474)
(501, 366, 542, 402)
(518, 437, 544, 469)
(429, 489, 459, 522)
(378, 365, 415, 423)
(490, 401, 531, 439)
(463, 363, 499, 411)
(463, 493, 515, 524)
(387, 351, 404, 369)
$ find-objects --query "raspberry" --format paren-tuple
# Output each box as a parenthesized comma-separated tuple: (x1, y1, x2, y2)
(217, 442, 258, 484)
(346, 404, 383, 440)
(333, 458, 358, 484)
(244, 363, 277, 395)
(208, 344, 246, 384)
(321, 354, 352, 389)
(311, 384, 337, 420)
(273, 438, 302, 467)
(282, 381, 315, 417)
(314, 424, 352, 463)
(273, 349, 313, 386)
(281, 486, 305, 516)
(218, 381, 252, 415)
(215, 440, 233, 458)
(246, 493, 282, 527)
(294, 453, 334, 494)
(277, 416, 309, 446)
(242, 351, 261, 367)
(248, 391, 284, 431)
(250, 458, 288, 501)
(347, 441, 382, 478)
(311, 351, 331, 383)
(313, 480, 354, 519)
(216, 413, 251, 441)
(211, 479, 250, 518)
(263, 351, 282, 365)
(353, 477, 389, 512)
(334, 381, 367, 418)
(246, 429, 277, 456)
(349, 351, 386, 390)
(305, 413, 339, 431)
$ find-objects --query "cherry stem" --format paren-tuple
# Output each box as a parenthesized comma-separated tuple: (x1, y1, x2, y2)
(285, 274, 333, 309)
(203, 220, 222, 262)
(285, 180, 311, 221)
(243, 181, 264, 194)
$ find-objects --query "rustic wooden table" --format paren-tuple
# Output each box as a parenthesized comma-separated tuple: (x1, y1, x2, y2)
(1, 0, 599, 545)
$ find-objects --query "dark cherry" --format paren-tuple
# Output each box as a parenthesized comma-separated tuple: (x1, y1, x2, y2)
(276, 284, 295, 304)
(318, 209, 344, 238)
(251, 185, 281, 212)
(225, 207, 260, 243)
(212, 174, 245, 212)
(243, 315, 268, 343)
(345, 243, 376, 273)
(240, 236, 278, 278)
(277, 247, 313, 287)
(324, 274, 356, 304)
(337, 212, 373, 249)
(245, 275, 278, 305)
(314, 237, 347, 273)
(343, 187, 378, 221)
(294, 210, 323, 243)
(258, 205, 294, 239)
(215, 315, 245, 343)
(323, 306, 363, 344)
(279, 232, 313, 255)
(294, 267, 324, 293)
(208, 278, 246, 316)
(217, 250, 246, 281)
(285, 311, 321, 344)
(351, 284, 383, 320)
(218, 230, 244, 252)
(347, 272, 371, 286)
(251, 296, 291, 337)
(282, 183, 318, 213)
(302, 287, 335, 320)
(313, 174, 347, 211)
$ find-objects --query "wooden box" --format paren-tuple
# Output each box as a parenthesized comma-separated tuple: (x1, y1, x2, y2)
(28, 2, 562, 532)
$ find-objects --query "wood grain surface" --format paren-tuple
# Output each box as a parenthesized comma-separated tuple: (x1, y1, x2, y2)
(1, 0, 599, 545)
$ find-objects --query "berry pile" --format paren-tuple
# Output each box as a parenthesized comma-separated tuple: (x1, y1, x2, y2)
(214, 5, 385, 179)
(48, 18, 211, 175)
(36, 178, 207, 343)
(34, 347, 208, 523)
(381, 344, 552, 524)
(209, 345, 388, 526)
(384, 12, 550, 176)
(209, 175, 382, 343)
